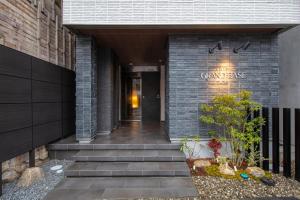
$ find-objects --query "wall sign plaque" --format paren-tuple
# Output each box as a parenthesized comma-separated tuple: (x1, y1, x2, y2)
(200, 67, 246, 80)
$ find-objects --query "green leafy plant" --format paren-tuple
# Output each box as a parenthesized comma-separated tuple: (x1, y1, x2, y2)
(200, 90, 265, 168)
(180, 135, 201, 159)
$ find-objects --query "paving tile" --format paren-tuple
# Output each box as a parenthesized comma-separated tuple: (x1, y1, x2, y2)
(45, 189, 104, 200)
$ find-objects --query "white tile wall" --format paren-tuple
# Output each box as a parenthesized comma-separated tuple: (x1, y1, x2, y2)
(63, 0, 300, 26)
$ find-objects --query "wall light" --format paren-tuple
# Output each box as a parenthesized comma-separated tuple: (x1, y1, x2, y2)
(209, 41, 223, 54)
(131, 90, 139, 109)
(233, 41, 251, 54)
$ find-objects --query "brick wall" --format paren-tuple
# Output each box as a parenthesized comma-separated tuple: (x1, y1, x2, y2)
(167, 34, 279, 139)
(63, 0, 300, 25)
(0, 0, 75, 69)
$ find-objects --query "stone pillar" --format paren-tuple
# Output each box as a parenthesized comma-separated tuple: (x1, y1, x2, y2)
(75, 36, 97, 143)
(97, 48, 114, 135)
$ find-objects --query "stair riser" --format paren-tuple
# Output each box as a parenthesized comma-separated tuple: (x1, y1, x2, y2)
(65, 171, 190, 177)
(73, 157, 186, 162)
(48, 144, 181, 151)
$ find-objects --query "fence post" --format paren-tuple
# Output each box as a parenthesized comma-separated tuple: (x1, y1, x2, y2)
(272, 108, 280, 174)
(262, 107, 269, 171)
(283, 108, 291, 177)
(0, 163, 2, 196)
(295, 109, 300, 181)
(29, 150, 35, 168)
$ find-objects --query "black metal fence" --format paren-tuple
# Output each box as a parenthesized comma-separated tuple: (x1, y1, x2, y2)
(0, 45, 75, 195)
(261, 107, 300, 182)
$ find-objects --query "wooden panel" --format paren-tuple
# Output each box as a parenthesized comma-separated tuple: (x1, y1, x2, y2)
(32, 57, 62, 84)
(62, 85, 75, 102)
(62, 119, 75, 137)
(0, 75, 31, 103)
(62, 68, 75, 86)
(0, 45, 31, 78)
(0, 104, 32, 133)
(62, 102, 75, 120)
(33, 103, 62, 125)
(32, 80, 62, 102)
(33, 121, 62, 148)
(0, 127, 32, 162)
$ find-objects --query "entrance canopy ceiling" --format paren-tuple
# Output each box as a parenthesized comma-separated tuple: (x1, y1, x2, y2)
(76, 27, 280, 66)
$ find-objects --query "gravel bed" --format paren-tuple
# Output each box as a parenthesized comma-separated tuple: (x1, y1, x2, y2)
(139, 174, 300, 200)
(193, 174, 300, 200)
(0, 159, 73, 200)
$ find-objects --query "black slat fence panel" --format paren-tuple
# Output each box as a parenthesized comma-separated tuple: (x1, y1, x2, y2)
(283, 108, 291, 177)
(0, 45, 31, 79)
(0, 44, 75, 165)
(262, 107, 269, 171)
(295, 109, 300, 181)
(272, 107, 280, 174)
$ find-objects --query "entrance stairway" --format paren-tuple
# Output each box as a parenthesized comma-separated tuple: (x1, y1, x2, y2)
(46, 142, 198, 199)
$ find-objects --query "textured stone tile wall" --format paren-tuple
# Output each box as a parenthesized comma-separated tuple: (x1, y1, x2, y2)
(167, 34, 279, 138)
(75, 36, 98, 142)
(97, 48, 114, 134)
(63, 0, 300, 25)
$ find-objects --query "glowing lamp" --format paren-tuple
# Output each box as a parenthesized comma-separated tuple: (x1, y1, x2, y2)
(132, 90, 139, 109)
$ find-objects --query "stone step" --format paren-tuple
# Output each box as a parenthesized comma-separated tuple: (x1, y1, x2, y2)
(48, 143, 181, 150)
(44, 177, 199, 200)
(65, 162, 190, 177)
(73, 150, 186, 162)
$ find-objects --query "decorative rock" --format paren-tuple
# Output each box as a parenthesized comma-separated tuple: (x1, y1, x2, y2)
(2, 170, 19, 183)
(219, 163, 235, 176)
(39, 146, 48, 160)
(2, 161, 9, 172)
(15, 163, 27, 173)
(240, 173, 249, 180)
(194, 160, 211, 168)
(260, 177, 276, 186)
(246, 167, 265, 178)
(18, 167, 44, 187)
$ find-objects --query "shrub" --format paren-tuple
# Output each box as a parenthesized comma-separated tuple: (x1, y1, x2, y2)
(200, 90, 265, 168)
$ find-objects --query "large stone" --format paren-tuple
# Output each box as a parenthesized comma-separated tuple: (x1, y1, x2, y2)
(9, 156, 27, 173)
(219, 163, 235, 176)
(38, 146, 48, 160)
(2, 161, 9, 172)
(246, 167, 265, 178)
(194, 160, 211, 168)
(18, 167, 44, 187)
(2, 170, 19, 183)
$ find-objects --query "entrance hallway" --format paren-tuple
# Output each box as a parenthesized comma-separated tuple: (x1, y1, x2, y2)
(47, 122, 198, 199)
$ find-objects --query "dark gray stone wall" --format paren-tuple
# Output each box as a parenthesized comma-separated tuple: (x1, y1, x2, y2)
(75, 36, 97, 142)
(167, 34, 279, 139)
(97, 48, 115, 134)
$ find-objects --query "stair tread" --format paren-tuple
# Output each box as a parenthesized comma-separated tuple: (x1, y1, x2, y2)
(74, 149, 185, 157)
(45, 177, 198, 199)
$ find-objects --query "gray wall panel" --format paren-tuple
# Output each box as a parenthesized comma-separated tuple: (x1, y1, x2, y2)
(167, 34, 279, 138)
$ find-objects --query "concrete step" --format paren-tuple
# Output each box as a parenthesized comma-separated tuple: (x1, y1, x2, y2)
(48, 143, 181, 150)
(73, 150, 186, 162)
(65, 162, 190, 177)
(44, 177, 199, 200)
